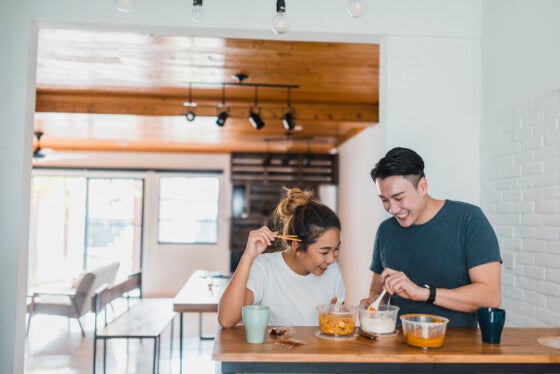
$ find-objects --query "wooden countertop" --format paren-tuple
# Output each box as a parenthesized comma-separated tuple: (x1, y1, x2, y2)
(212, 326, 560, 364)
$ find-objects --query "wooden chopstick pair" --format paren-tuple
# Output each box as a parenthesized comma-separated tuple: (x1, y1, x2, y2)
(276, 234, 301, 242)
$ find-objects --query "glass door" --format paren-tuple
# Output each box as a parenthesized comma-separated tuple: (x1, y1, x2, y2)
(28, 174, 144, 289)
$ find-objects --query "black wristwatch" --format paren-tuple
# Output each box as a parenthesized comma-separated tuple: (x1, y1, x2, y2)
(424, 284, 436, 304)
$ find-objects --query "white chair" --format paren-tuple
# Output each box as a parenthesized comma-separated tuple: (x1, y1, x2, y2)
(26, 262, 120, 337)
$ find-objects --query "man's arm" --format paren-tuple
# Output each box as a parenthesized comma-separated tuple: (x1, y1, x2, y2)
(431, 261, 501, 312)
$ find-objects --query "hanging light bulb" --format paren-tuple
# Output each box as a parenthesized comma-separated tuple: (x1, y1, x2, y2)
(272, 0, 289, 35)
(346, 0, 367, 18)
(192, 0, 205, 22)
(114, 0, 136, 12)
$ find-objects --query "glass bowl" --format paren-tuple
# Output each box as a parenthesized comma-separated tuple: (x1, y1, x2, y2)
(358, 304, 399, 334)
(400, 314, 449, 349)
(316, 304, 358, 336)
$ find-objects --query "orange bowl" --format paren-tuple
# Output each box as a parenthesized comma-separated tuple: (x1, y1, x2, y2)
(400, 314, 449, 349)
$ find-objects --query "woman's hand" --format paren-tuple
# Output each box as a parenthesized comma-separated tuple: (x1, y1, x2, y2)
(359, 297, 374, 307)
(243, 226, 277, 260)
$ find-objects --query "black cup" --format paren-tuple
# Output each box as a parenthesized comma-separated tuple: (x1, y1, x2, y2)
(477, 307, 506, 344)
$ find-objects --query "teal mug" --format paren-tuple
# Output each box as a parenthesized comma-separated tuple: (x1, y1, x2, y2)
(242, 305, 270, 344)
(477, 307, 506, 344)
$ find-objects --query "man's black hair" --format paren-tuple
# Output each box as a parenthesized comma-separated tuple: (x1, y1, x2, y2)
(370, 147, 425, 184)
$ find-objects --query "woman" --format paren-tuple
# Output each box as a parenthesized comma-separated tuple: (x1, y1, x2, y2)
(218, 187, 345, 327)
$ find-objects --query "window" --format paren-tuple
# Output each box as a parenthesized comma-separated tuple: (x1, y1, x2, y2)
(85, 178, 144, 274)
(28, 174, 143, 289)
(158, 175, 219, 244)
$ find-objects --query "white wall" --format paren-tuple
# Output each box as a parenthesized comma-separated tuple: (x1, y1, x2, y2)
(482, 0, 560, 116)
(1, 1, 483, 372)
(481, 90, 560, 326)
(383, 36, 482, 204)
(337, 34, 483, 304)
(480, 1, 560, 327)
(338, 126, 386, 305)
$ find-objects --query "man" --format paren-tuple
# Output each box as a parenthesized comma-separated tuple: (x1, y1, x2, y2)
(362, 147, 502, 327)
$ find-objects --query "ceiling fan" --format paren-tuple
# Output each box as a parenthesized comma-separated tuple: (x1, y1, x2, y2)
(32, 130, 49, 159)
(31, 130, 89, 163)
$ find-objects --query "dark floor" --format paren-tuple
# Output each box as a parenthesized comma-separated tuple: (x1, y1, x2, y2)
(24, 308, 220, 374)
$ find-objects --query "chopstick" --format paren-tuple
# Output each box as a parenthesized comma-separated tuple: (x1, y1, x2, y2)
(276, 234, 301, 242)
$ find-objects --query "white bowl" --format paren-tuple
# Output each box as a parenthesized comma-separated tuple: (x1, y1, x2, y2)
(358, 304, 399, 334)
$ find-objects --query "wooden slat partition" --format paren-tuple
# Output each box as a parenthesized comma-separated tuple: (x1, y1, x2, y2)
(229, 152, 338, 270)
(231, 153, 337, 185)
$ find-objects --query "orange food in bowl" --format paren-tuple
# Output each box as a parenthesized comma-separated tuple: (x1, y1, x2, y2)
(400, 314, 449, 349)
(316, 304, 358, 336)
(403, 331, 446, 348)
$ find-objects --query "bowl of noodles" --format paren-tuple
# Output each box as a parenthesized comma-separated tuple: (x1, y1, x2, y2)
(316, 304, 358, 336)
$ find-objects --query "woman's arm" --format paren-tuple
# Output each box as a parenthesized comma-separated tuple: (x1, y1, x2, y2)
(217, 227, 276, 328)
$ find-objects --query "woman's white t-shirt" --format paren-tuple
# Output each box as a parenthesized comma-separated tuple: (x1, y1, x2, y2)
(246, 251, 345, 326)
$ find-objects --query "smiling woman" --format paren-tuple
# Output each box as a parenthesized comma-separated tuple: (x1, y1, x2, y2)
(218, 187, 345, 328)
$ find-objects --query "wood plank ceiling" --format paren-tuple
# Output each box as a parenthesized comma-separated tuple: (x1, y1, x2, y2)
(34, 28, 379, 156)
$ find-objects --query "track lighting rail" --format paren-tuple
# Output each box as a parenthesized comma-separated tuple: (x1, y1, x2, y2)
(186, 81, 299, 90)
(183, 77, 299, 129)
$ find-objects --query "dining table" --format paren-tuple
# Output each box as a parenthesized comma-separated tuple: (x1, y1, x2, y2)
(173, 269, 230, 374)
(212, 325, 560, 373)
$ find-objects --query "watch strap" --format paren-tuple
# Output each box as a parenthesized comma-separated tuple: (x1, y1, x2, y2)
(424, 284, 436, 304)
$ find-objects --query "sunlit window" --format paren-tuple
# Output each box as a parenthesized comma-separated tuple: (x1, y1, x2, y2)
(28, 175, 143, 289)
(158, 176, 219, 244)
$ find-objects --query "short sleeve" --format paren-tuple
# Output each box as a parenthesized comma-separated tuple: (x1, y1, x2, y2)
(246, 258, 266, 304)
(370, 228, 383, 274)
(464, 206, 502, 269)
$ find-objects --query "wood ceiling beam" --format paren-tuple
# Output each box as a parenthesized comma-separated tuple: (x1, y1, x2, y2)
(35, 138, 338, 154)
(36, 89, 378, 123)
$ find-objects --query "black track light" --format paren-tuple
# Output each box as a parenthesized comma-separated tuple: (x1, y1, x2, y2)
(282, 112, 296, 131)
(249, 111, 265, 129)
(249, 86, 265, 129)
(185, 111, 196, 121)
(183, 83, 197, 122)
(216, 84, 228, 127)
(282, 87, 296, 131)
(216, 111, 228, 127)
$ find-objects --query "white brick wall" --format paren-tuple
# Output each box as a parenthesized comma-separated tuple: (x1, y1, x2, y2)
(481, 90, 560, 327)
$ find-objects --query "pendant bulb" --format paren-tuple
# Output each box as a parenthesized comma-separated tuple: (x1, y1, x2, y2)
(272, 0, 289, 34)
(192, 0, 205, 22)
(114, 0, 136, 12)
(346, 0, 367, 18)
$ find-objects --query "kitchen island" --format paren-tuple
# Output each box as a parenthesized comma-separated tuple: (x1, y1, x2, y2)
(212, 326, 560, 373)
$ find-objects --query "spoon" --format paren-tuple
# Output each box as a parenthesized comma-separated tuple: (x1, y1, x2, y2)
(368, 289, 387, 311)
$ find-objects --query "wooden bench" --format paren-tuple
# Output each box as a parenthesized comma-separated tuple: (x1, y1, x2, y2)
(92, 272, 176, 374)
